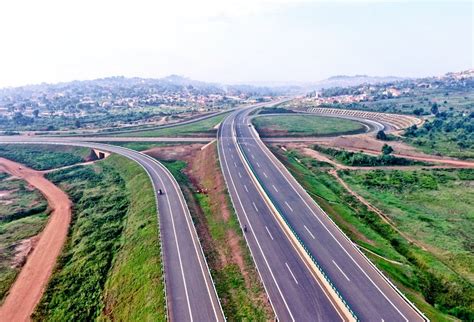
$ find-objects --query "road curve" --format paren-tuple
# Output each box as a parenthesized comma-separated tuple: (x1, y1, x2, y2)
(218, 110, 349, 321)
(0, 139, 224, 322)
(227, 105, 427, 321)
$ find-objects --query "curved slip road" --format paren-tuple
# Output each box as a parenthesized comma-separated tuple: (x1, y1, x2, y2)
(221, 105, 427, 321)
(218, 111, 348, 321)
(0, 139, 224, 322)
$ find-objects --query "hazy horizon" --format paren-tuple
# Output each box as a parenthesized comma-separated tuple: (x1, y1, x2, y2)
(0, 0, 472, 88)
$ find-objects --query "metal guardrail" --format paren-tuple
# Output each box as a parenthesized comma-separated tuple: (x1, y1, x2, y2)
(236, 140, 359, 320)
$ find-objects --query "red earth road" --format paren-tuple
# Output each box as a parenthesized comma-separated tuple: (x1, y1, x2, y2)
(0, 158, 72, 321)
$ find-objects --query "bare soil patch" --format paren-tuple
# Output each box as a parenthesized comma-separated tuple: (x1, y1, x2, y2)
(280, 133, 474, 168)
(0, 158, 72, 322)
(144, 143, 204, 160)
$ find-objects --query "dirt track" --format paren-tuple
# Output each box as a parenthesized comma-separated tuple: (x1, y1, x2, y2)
(0, 158, 72, 321)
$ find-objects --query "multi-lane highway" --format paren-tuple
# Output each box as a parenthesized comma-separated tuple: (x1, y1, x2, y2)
(0, 101, 427, 321)
(218, 112, 350, 321)
(219, 105, 427, 321)
(0, 139, 224, 322)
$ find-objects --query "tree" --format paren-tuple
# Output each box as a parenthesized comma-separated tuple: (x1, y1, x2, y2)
(431, 103, 439, 115)
(376, 130, 388, 141)
(33, 109, 40, 118)
(382, 144, 394, 155)
(413, 108, 424, 116)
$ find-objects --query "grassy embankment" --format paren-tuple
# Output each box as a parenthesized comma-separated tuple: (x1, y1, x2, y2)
(252, 114, 366, 137)
(161, 143, 273, 320)
(0, 144, 90, 170)
(32, 155, 165, 320)
(271, 146, 473, 321)
(0, 173, 48, 302)
(115, 111, 230, 137)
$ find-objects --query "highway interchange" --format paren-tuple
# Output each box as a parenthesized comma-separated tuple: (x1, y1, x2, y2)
(221, 106, 425, 321)
(0, 140, 224, 322)
(0, 102, 426, 321)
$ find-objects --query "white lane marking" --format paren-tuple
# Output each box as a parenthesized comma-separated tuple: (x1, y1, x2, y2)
(234, 162, 237, 167)
(332, 260, 350, 282)
(148, 167, 194, 320)
(147, 158, 221, 320)
(244, 184, 249, 192)
(231, 154, 234, 159)
(284, 201, 294, 212)
(247, 124, 411, 321)
(252, 202, 259, 212)
(272, 185, 279, 192)
(263, 172, 268, 178)
(219, 126, 295, 322)
(238, 172, 242, 178)
(285, 262, 299, 285)
(265, 226, 274, 240)
(251, 154, 255, 159)
(304, 225, 316, 239)
(256, 162, 261, 168)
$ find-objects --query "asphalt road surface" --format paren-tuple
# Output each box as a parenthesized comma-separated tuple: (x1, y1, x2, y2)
(223, 106, 426, 321)
(0, 138, 224, 322)
(218, 113, 348, 321)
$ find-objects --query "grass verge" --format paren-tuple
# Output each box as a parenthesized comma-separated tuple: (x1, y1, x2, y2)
(115, 112, 229, 137)
(271, 146, 472, 321)
(33, 155, 165, 320)
(160, 143, 273, 320)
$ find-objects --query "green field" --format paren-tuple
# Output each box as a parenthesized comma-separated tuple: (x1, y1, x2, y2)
(0, 174, 48, 302)
(271, 147, 473, 321)
(340, 169, 474, 283)
(252, 115, 366, 137)
(0, 144, 89, 170)
(115, 112, 230, 137)
(33, 155, 165, 320)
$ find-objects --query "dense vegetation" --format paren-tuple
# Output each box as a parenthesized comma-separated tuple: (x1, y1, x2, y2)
(313, 145, 425, 166)
(272, 147, 473, 321)
(257, 106, 295, 114)
(163, 158, 272, 320)
(0, 144, 89, 170)
(252, 114, 365, 137)
(0, 174, 48, 302)
(404, 111, 474, 159)
(34, 156, 165, 320)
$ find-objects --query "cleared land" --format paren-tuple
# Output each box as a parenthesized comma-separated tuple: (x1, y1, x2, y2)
(0, 158, 72, 321)
(33, 155, 165, 321)
(115, 111, 229, 137)
(146, 143, 273, 320)
(0, 172, 48, 302)
(271, 146, 473, 321)
(252, 114, 366, 137)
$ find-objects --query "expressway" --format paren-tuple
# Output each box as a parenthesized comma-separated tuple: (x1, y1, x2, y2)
(220, 106, 426, 321)
(218, 113, 349, 321)
(0, 138, 224, 322)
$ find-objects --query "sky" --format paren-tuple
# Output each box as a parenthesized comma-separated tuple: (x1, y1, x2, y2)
(0, 0, 472, 87)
